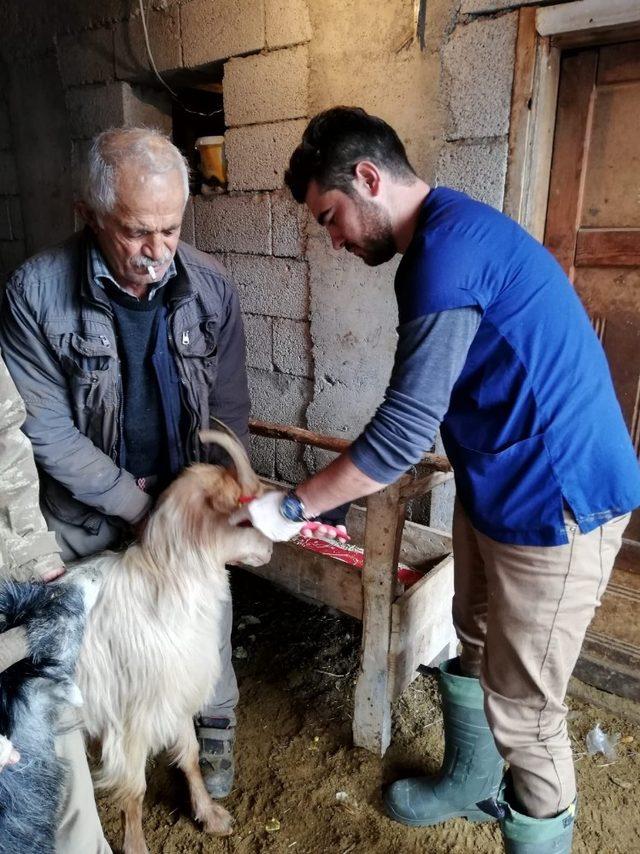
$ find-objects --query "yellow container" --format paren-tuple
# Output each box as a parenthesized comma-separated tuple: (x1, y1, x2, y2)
(195, 135, 226, 184)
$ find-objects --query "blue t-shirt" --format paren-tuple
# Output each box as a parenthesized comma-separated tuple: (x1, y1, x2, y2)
(350, 187, 640, 546)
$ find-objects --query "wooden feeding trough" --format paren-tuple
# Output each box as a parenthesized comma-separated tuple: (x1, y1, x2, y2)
(247, 420, 458, 756)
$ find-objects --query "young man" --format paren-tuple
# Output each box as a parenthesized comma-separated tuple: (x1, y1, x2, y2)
(233, 107, 640, 853)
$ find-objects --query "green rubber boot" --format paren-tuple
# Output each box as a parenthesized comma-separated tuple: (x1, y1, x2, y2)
(384, 659, 504, 827)
(499, 791, 577, 853)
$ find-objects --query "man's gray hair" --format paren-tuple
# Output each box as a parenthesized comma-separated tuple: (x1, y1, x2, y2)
(84, 127, 190, 217)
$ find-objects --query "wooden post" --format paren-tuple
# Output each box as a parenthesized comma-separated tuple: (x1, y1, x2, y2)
(503, 6, 560, 242)
(353, 481, 406, 755)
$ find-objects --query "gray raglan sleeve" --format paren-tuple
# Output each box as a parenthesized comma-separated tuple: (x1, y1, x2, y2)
(349, 307, 481, 483)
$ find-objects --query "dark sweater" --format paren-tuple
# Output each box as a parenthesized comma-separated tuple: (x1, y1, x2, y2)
(105, 283, 167, 482)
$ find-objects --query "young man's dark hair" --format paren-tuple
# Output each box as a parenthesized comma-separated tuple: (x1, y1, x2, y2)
(285, 106, 417, 203)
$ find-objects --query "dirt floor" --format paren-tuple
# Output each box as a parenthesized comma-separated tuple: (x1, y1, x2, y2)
(97, 569, 640, 854)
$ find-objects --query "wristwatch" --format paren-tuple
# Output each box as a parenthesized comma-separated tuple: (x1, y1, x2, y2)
(280, 490, 312, 523)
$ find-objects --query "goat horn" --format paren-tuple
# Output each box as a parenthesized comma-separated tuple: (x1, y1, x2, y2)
(198, 426, 260, 497)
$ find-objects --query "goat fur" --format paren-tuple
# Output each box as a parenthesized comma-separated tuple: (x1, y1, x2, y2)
(64, 431, 271, 853)
(0, 580, 88, 854)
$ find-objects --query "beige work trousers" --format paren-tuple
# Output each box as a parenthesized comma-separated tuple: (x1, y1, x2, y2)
(54, 707, 111, 854)
(452, 499, 629, 819)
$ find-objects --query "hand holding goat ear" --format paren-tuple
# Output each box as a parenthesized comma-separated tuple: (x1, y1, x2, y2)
(229, 490, 305, 541)
(230, 493, 350, 543)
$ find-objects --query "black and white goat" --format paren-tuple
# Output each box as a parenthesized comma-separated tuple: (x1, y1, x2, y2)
(0, 579, 94, 854)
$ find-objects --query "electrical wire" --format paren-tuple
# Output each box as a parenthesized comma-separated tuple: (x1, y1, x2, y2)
(138, 0, 223, 118)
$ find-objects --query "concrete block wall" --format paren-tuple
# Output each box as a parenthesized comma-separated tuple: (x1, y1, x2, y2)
(0, 0, 315, 485)
(223, 46, 309, 126)
(115, 7, 181, 79)
(437, 11, 518, 211)
(191, 12, 313, 483)
(56, 10, 173, 208)
(0, 0, 542, 503)
(181, 0, 265, 67)
(266, 0, 313, 49)
(65, 82, 172, 207)
(437, 137, 510, 209)
(226, 119, 307, 192)
(302, 0, 448, 478)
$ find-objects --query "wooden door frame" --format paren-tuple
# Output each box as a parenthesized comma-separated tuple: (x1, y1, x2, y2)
(504, 0, 640, 241)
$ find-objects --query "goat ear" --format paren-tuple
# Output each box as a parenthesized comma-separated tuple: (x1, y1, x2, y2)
(179, 492, 210, 544)
(206, 470, 241, 515)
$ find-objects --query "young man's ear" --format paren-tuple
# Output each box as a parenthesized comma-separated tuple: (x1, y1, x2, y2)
(353, 161, 382, 197)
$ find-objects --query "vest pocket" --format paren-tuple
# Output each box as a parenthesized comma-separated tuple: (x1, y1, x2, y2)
(175, 319, 219, 426)
(45, 330, 117, 411)
(449, 433, 564, 537)
(175, 318, 218, 365)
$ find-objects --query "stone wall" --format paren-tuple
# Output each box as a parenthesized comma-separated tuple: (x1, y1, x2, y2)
(0, 0, 577, 525)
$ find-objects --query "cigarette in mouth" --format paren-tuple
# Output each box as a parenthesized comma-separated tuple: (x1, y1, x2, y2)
(139, 257, 158, 280)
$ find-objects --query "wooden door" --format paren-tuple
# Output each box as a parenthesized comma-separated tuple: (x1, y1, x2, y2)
(545, 41, 640, 700)
(545, 40, 640, 545)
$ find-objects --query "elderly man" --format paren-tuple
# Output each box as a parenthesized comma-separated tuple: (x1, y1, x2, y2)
(0, 127, 246, 797)
(234, 107, 640, 854)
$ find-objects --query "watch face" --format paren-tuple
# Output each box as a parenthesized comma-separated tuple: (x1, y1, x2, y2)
(280, 492, 305, 522)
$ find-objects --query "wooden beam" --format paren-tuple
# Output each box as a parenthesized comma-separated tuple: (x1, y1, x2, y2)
(352, 482, 406, 755)
(575, 229, 640, 267)
(504, 9, 560, 241)
(574, 649, 640, 702)
(403, 452, 451, 474)
(568, 675, 640, 725)
(504, 7, 539, 224)
(551, 22, 640, 49)
(249, 419, 452, 472)
(389, 554, 456, 701)
(249, 419, 350, 453)
(525, 39, 561, 242)
(399, 471, 454, 501)
(241, 543, 364, 619)
(537, 0, 640, 39)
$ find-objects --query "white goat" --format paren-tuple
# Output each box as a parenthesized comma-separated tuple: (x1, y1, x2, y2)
(65, 431, 271, 854)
